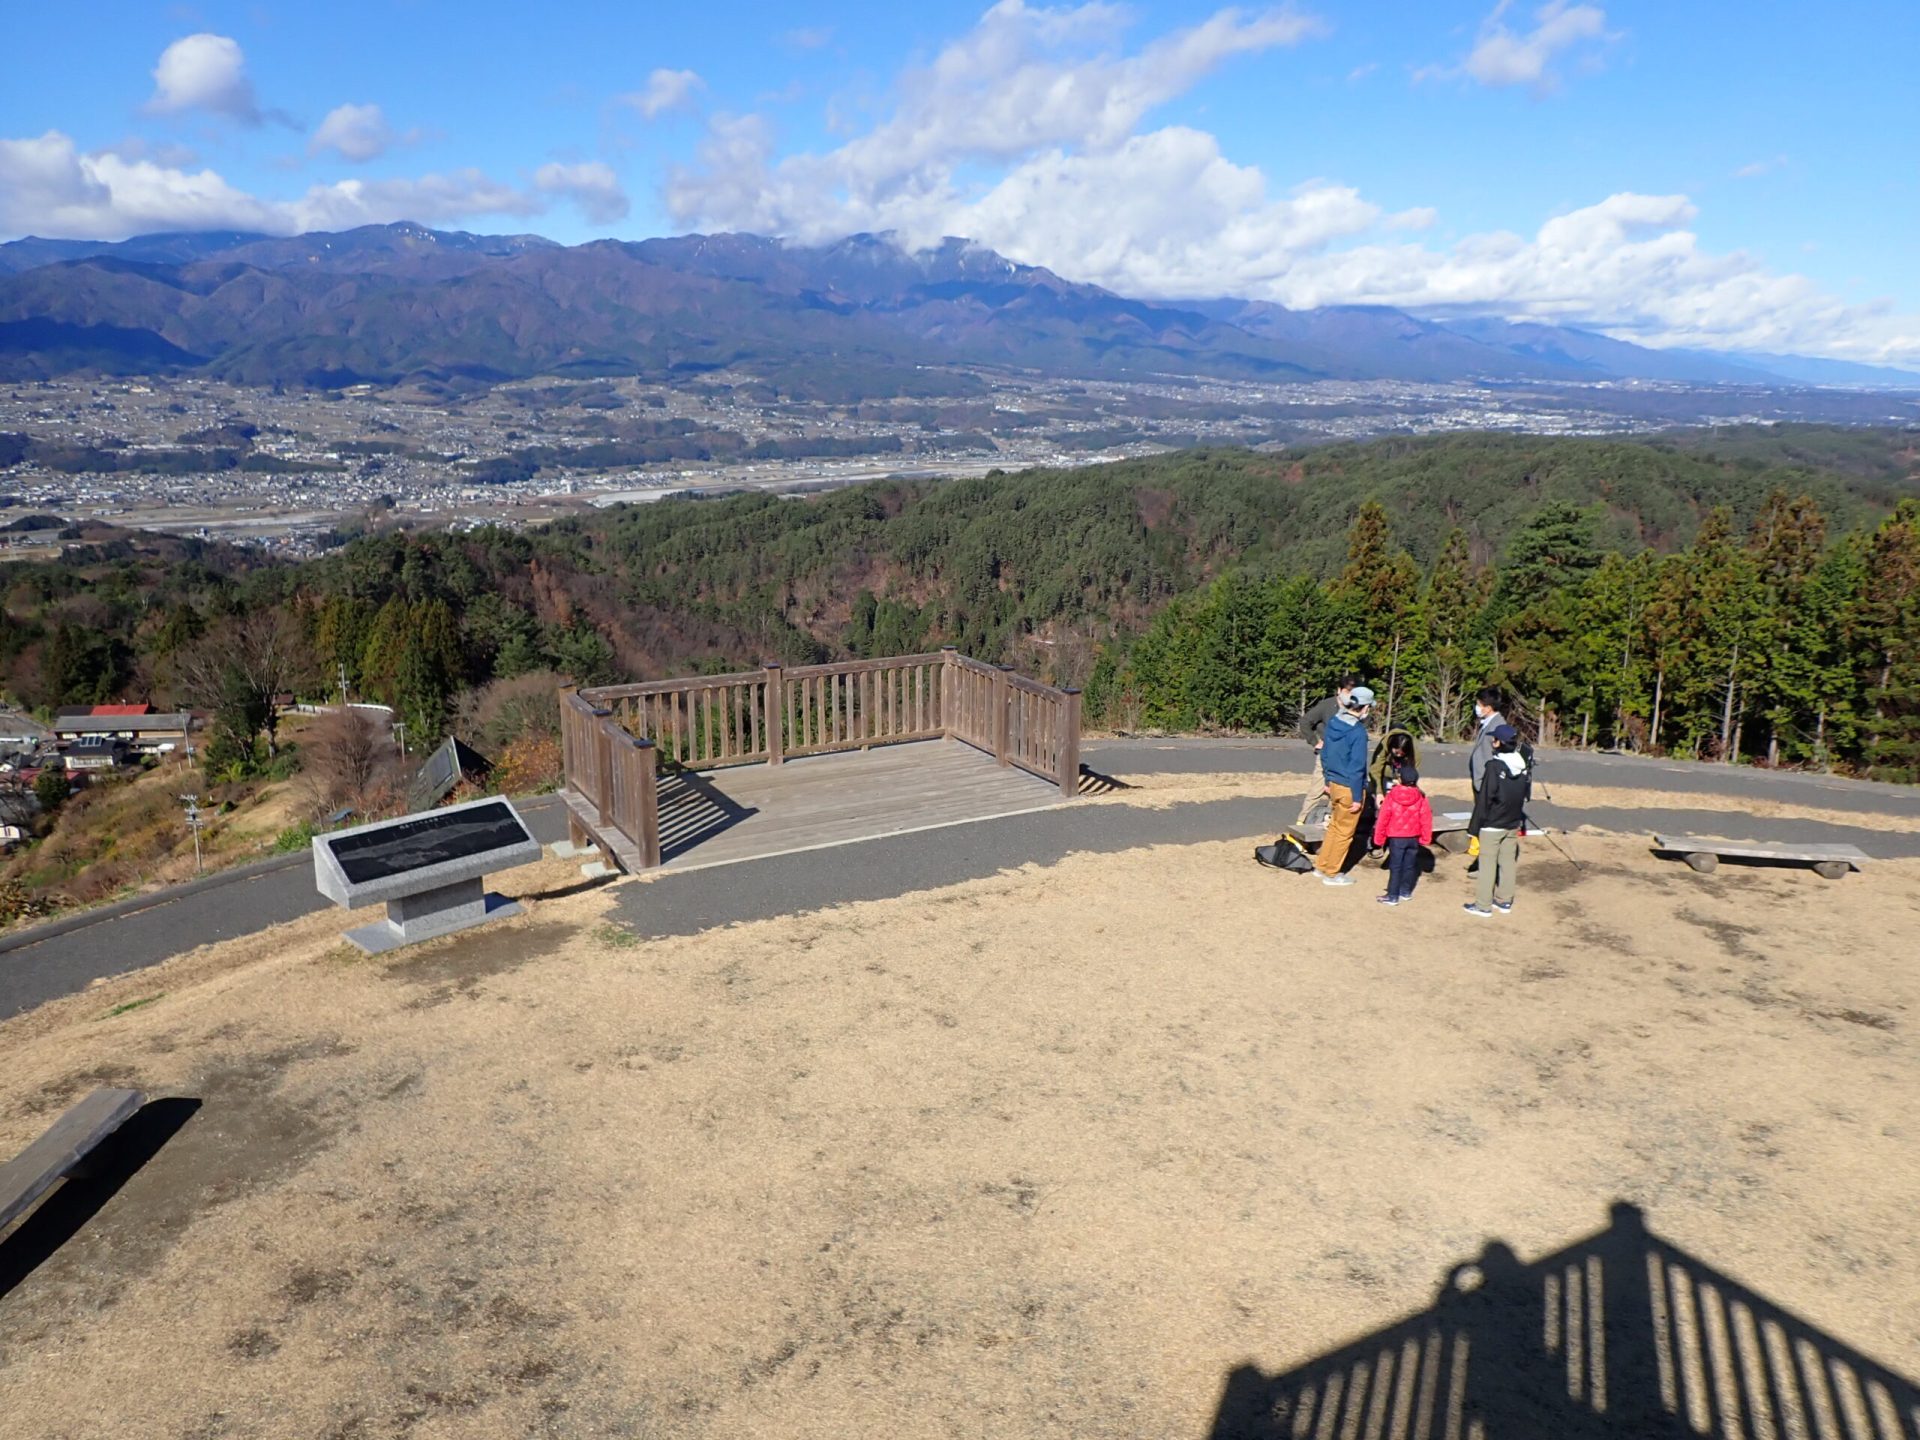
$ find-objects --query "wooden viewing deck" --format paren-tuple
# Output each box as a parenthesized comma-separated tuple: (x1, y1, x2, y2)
(559, 649, 1081, 874)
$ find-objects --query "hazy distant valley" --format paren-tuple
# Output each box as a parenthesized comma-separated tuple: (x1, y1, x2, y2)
(3, 224, 1918, 551)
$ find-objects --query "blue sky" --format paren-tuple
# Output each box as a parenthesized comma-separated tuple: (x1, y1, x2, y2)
(3, 2, 1916, 362)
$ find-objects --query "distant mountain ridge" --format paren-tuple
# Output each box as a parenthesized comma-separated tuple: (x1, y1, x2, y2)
(0, 222, 1914, 392)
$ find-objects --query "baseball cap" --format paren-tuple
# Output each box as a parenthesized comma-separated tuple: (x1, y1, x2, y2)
(1346, 685, 1376, 708)
(1396, 764, 1420, 787)
(1490, 723, 1519, 743)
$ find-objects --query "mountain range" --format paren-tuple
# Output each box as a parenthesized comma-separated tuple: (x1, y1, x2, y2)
(1, 222, 1915, 393)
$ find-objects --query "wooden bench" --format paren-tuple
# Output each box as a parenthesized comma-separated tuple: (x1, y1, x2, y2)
(0, 1087, 145, 1232)
(1652, 834, 1871, 880)
(1292, 810, 1476, 853)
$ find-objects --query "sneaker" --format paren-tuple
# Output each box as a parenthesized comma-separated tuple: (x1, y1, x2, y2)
(1462, 904, 1493, 917)
(1493, 901, 1514, 914)
(1322, 874, 1356, 887)
(1377, 894, 1400, 906)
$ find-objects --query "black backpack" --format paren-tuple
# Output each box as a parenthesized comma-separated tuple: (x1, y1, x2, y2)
(1254, 832, 1316, 874)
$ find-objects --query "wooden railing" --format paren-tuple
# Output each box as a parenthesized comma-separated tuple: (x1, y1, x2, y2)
(562, 649, 1080, 869)
(559, 689, 661, 868)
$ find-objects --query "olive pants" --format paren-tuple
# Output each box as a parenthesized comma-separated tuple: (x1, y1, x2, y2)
(1294, 748, 1327, 826)
(1475, 828, 1520, 908)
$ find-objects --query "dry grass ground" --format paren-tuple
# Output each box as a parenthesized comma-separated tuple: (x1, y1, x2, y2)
(1094, 769, 1920, 833)
(1, 828, 1917, 1438)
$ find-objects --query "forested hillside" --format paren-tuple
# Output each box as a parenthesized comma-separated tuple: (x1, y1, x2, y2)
(4, 429, 1918, 778)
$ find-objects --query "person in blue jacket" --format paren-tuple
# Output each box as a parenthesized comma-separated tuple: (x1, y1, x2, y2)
(1314, 685, 1374, 884)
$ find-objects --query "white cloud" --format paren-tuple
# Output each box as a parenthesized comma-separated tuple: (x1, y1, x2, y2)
(662, 3, 1920, 364)
(533, 161, 630, 224)
(783, 26, 834, 50)
(0, 129, 554, 240)
(310, 103, 402, 164)
(1733, 154, 1788, 179)
(289, 171, 541, 231)
(1419, 2, 1611, 94)
(669, 0, 1326, 242)
(1261, 193, 1920, 364)
(147, 33, 262, 123)
(949, 132, 1381, 297)
(622, 68, 705, 120)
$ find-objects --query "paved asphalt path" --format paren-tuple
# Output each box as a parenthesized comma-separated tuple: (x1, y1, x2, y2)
(4, 743, 1915, 1017)
(0, 795, 573, 1019)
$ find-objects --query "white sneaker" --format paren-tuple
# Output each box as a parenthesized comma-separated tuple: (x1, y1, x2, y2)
(1323, 874, 1356, 887)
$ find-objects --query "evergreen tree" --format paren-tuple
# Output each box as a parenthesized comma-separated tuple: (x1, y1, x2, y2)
(1645, 508, 1767, 759)
(1573, 550, 1656, 747)
(1330, 502, 1424, 727)
(1853, 501, 1920, 776)
(358, 596, 414, 706)
(1497, 502, 1601, 614)
(315, 595, 375, 695)
(1421, 529, 1490, 740)
(1747, 492, 1831, 765)
(395, 600, 463, 746)
(153, 603, 206, 658)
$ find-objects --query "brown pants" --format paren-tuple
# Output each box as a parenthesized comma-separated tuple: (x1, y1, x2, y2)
(1315, 783, 1361, 877)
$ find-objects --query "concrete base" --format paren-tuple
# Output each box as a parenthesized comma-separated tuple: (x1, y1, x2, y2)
(547, 839, 591, 860)
(343, 879, 523, 954)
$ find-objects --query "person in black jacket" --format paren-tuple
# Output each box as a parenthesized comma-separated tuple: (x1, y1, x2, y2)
(1464, 723, 1529, 916)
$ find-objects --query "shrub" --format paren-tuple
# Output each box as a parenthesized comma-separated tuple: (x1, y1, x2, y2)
(0, 877, 59, 925)
(494, 733, 563, 795)
(34, 769, 71, 813)
(456, 670, 563, 757)
(273, 822, 318, 853)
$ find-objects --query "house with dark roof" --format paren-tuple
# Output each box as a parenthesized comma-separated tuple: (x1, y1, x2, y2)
(51, 712, 192, 754)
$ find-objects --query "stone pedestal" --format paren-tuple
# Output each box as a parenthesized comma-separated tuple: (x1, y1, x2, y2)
(314, 797, 543, 955)
(343, 878, 524, 954)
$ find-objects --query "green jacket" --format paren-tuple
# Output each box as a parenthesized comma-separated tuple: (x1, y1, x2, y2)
(1369, 729, 1419, 794)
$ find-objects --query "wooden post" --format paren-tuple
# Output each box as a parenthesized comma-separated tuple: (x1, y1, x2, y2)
(995, 665, 1013, 766)
(636, 736, 662, 869)
(940, 647, 958, 740)
(764, 662, 784, 767)
(592, 707, 614, 825)
(559, 686, 578, 792)
(1058, 688, 1082, 799)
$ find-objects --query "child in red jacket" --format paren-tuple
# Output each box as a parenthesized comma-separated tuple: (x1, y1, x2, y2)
(1371, 763, 1434, 905)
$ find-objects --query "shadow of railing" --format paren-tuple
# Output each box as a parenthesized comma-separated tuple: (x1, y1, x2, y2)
(1209, 1202, 1920, 1440)
(1077, 766, 1132, 796)
(0, 1097, 201, 1302)
(655, 770, 758, 863)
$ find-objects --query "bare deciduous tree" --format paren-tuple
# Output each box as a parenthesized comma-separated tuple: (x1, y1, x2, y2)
(304, 707, 391, 811)
(171, 610, 320, 760)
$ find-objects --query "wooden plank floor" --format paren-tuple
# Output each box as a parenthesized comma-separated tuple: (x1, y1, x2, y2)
(652, 739, 1064, 872)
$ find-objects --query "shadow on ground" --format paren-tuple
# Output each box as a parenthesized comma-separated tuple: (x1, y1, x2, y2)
(657, 771, 758, 862)
(0, 1097, 201, 1302)
(1208, 1202, 1919, 1439)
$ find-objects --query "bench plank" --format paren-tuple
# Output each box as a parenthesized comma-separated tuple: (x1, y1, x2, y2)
(0, 1087, 145, 1231)
(1652, 835, 1871, 866)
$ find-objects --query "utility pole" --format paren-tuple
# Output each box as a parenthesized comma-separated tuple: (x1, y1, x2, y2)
(393, 721, 408, 757)
(338, 662, 349, 707)
(179, 792, 205, 876)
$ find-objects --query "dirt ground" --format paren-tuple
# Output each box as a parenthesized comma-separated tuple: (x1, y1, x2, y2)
(1, 829, 1917, 1438)
(1092, 768, 1920, 833)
